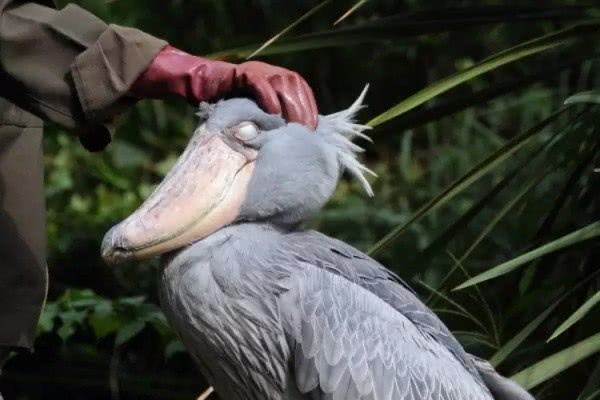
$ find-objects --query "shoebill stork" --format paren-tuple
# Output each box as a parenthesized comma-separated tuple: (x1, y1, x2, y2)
(101, 88, 533, 400)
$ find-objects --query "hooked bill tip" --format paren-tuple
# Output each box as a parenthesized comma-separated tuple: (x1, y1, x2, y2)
(101, 226, 133, 264)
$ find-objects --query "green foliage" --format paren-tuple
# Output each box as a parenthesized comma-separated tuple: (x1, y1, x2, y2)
(512, 332, 600, 389)
(565, 90, 600, 105)
(549, 291, 600, 341)
(38, 289, 179, 352)
(367, 108, 567, 256)
(247, 0, 334, 59)
(455, 220, 600, 290)
(7, 1, 599, 399)
(367, 22, 600, 127)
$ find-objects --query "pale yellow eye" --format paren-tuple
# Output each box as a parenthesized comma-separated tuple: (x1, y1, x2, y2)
(234, 122, 259, 141)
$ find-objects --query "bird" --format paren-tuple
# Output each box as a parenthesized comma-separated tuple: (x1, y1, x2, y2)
(101, 87, 534, 400)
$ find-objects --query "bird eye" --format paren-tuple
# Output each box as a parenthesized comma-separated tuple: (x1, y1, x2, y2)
(234, 122, 259, 141)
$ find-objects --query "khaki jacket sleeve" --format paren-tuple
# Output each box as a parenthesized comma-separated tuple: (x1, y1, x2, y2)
(0, 0, 167, 150)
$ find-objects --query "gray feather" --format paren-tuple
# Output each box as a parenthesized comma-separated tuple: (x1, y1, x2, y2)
(473, 357, 535, 400)
(160, 224, 497, 399)
(155, 95, 533, 400)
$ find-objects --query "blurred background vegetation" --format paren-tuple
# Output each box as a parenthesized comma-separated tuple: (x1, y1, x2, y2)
(1, 1, 599, 399)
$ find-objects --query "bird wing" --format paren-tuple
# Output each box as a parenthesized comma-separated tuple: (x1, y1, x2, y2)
(279, 264, 492, 400)
(281, 231, 477, 376)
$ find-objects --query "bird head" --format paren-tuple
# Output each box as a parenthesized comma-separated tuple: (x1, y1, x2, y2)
(102, 86, 373, 264)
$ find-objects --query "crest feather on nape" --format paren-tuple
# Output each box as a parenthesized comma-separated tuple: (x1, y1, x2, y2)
(196, 102, 216, 122)
(319, 84, 376, 197)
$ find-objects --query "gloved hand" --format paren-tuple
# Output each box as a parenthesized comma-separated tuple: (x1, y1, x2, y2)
(130, 45, 318, 129)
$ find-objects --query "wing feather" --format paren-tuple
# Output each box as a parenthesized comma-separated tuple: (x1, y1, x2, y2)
(280, 265, 492, 400)
(281, 231, 479, 377)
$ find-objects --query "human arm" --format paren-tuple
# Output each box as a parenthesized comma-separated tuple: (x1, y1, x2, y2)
(0, 1, 318, 152)
(0, 0, 167, 150)
(129, 45, 318, 129)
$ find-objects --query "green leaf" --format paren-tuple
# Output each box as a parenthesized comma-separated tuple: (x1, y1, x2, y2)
(452, 331, 498, 350)
(489, 300, 561, 367)
(246, 0, 333, 59)
(333, 0, 368, 26)
(452, 172, 543, 269)
(417, 280, 489, 333)
(209, 7, 591, 60)
(37, 303, 59, 335)
(532, 142, 599, 243)
(140, 308, 171, 337)
(455, 220, 600, 290)
(89, 313, 120, 339)
(511, 332, 600, 390)
(579, 359, 600, 400)
(422, 133, 557, 305)
(117, 296, 147, 307)
(490, 270, 600, 367)
(57, 288, 97, 306)
(367, 109, 566, 256)
(165, 340, 186, 358)
(115, 320, 146, 346)
(57, 309, 87, 342)
(91, 158, 130, 190)
(367, 22, 600, 127)
(564, 90, 600, 105)
(549, 291, 600, 341)
(57, 324, 75, 342)
(89, 301, 119, 339)
(381, 55, 593, 132)
(419, 172, 514, 263)
(110, 140, 152, 169)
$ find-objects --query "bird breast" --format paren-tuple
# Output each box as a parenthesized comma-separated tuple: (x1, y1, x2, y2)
(158, 226, 292, 400)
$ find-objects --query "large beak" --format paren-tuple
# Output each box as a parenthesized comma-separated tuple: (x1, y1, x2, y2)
(101, 125, 254, 264)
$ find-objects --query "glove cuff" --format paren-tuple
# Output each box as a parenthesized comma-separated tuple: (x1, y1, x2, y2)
(129, 45, 236, 102)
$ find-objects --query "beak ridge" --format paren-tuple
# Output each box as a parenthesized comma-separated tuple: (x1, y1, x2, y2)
(102, 126, 255, 264)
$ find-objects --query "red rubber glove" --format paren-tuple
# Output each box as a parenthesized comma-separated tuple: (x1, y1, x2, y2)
(130, 45, 318, 129)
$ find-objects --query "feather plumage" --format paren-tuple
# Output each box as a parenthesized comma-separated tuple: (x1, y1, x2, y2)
(154, 94, 532, 400)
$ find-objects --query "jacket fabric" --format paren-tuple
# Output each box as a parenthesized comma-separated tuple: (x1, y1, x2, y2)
(0, 0, 166, 350)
